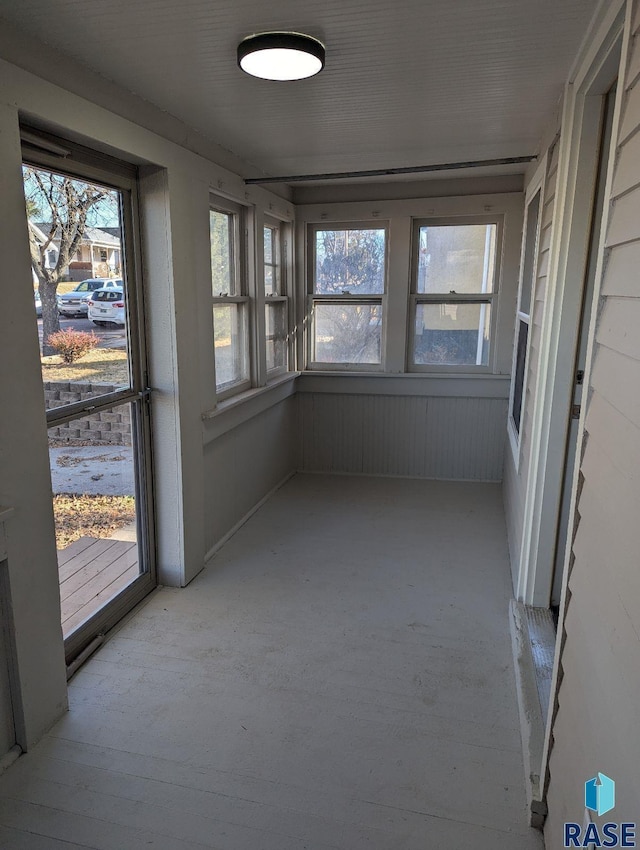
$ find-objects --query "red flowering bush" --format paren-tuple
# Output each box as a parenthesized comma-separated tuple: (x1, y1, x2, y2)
(48, 329, 99, 363)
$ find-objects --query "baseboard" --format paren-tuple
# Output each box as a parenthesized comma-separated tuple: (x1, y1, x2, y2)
(204, 470, 296, 566)
(298, 468, 502, 484)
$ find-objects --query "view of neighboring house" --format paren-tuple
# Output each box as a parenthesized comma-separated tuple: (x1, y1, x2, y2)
(30, 221, 122, 281)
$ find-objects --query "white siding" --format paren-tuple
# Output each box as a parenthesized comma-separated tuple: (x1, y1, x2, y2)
(503, 136, 561, 583)
(545, 8, 640, 837)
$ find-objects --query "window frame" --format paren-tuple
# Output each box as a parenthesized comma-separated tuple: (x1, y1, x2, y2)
(508, 165, 546, 466)
(210, 195, 251, 400)
(306, 221, 389, 372)
(263, 215, 290, 378)
(408, 214, 503, 374)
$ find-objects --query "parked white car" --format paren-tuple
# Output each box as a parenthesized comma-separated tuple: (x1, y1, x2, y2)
(88, 287, 126, 327)
(57, 277, 123, 317)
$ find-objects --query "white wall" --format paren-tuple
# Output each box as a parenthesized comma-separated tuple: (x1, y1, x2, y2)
(203, 392, 298, 557)
(0, 104, 68, 751)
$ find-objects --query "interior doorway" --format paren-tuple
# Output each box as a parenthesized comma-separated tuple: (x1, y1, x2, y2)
(22, 129, 156, 665)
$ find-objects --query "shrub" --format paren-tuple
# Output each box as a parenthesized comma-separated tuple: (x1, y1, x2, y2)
(49, 329, 99, 363)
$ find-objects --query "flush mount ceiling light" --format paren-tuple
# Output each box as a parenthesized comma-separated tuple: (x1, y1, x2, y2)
(237, 32, 325, 81)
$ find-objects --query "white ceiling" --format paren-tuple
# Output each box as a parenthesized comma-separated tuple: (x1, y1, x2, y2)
(0, 0, 598, 181)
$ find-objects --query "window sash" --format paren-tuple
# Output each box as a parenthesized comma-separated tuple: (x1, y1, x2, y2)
(264, 222, 281, 296)
(309, 223, 388, 296)
(409, 294, 495, 371)
(509, 182, 543, 446)
(308, 296, 384, 369)
(414, 222, 497, 296)
(410, 216, 501, 296)
(213, 300, 250, 396)
(210, 207, 240, 297)
(408, 216, 500, 372)
(265, 297, 288, 374)
(511, 317, 530, 433)
(210, 196, 251, 399)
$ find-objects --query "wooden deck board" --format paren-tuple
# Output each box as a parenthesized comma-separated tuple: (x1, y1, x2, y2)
(57, 538, 139, 636)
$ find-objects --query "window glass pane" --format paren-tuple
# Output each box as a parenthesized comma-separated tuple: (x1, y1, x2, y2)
(416, 224, 496, 294)
(265, 302, 288, 372)
(264, 225, 279, 296)
(265, 266, 274, 296)
(48, 401, 143, 638)
(313, 303, 382, 364)
(314, 228, 386, 295)
(264, 226, 274, 264)
(512, 319, 529, 433)
(23, 164, 132, 396)
(210, 209, 234, 296)
(413, 302, 491, 366)
(213, 303, 248, 390)
(519, 191, 541, 316)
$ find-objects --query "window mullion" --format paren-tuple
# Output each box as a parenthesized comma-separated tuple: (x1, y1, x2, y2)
(385, 216, 412, 373)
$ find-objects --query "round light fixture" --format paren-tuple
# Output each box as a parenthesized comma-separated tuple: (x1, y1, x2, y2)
(238, 32, 325, 81)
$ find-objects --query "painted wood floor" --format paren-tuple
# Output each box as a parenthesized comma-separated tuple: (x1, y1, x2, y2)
(58, 538, 139, 636)
(0, 474, 543, 849)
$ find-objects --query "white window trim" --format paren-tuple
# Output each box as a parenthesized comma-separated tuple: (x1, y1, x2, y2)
(264, 215, 290, 378)
(306, 221, 389, 371)
(407, 214, 503, 374)
(507, 158, 547, 468)
(210, 195, 252, 400)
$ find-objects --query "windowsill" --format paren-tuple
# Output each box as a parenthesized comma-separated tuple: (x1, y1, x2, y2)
(296, 371, 511, 399)
(303, 370, 509, 379)
(202, 372, 299, 443)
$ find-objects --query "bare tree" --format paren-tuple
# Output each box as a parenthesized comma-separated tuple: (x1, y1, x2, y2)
(23, 167, 113, 354)
(314, 229, 385, 363)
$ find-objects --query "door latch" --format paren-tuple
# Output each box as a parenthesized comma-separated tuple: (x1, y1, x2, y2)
(571, 404, 581, 420)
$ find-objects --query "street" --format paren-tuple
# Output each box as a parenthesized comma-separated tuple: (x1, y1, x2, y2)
(37, 316, 127, 351)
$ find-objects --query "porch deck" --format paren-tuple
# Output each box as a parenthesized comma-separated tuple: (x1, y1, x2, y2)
(58, 537, 139, 635)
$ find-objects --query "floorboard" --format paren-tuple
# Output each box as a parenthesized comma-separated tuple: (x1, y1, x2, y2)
(0, 474, 542, 849)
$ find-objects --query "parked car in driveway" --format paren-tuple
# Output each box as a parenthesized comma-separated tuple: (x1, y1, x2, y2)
(34, 289, 42, 317)
(57, 277, 123, 317)
(88, 287, 125, 327)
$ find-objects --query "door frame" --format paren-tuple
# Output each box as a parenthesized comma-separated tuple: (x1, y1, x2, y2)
(21, 130, 157, 664)
(515, 1, 627, 609)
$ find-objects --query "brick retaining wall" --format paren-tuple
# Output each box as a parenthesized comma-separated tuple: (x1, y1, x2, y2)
(44, 382, 132, 445)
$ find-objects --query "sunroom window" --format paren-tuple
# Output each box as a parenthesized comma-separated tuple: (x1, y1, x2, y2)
(410, 219, 499, 370)
(309, 224, 387, 369)
(264, 218, 289, 375)
(210, 200, 250, 397)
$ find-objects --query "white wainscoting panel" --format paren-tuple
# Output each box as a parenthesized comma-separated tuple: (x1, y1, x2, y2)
(300, 393, 507, 481)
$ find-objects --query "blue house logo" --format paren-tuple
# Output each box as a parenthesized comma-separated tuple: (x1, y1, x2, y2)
(565, 774, 635, 847)
(586, 773, 616, 817)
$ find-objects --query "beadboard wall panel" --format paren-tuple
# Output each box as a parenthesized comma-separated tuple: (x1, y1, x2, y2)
(300, 393, 508, 481)
(204, 396, 298, 556)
